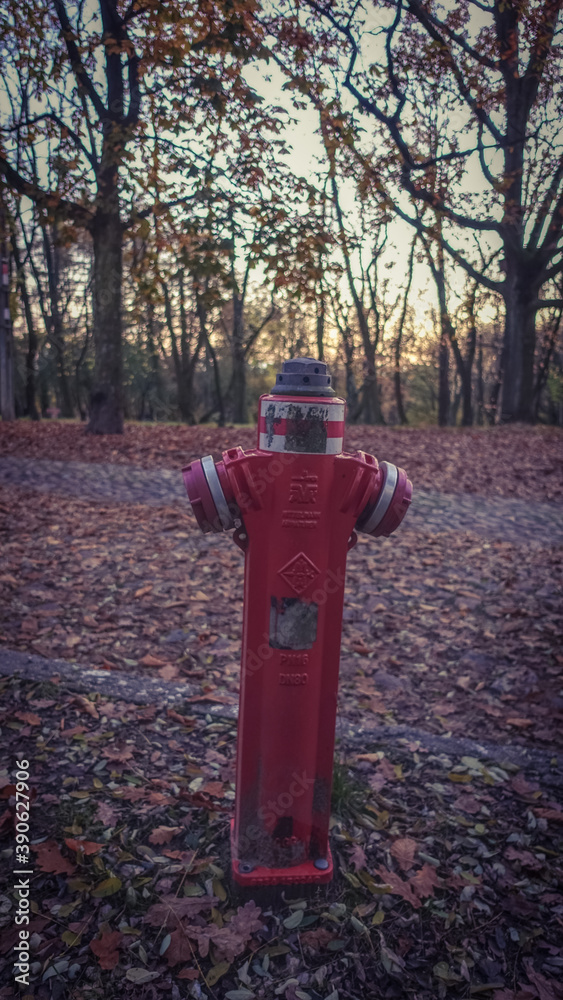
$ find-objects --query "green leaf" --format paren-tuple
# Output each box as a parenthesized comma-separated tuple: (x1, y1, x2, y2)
(61, 930, 81, 947)
(159, 933, 171, 956)
(91, 876, 122, 897)
(212, 878, 227, 901)
(206, 961, 230, 986)
(350, 915, 367, 934)
(283, 909, 304, 929)
(126, 969, 160, 983)
(326, 939, 346, 951)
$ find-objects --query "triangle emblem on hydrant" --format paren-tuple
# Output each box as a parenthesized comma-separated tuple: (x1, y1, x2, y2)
(279, 553, 320, 595)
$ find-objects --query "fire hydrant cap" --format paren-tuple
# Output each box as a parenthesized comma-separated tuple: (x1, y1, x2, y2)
(357, 462, 413, 538)
(270, 357, 336, 397)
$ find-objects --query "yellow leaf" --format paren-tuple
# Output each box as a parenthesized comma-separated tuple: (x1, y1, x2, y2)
(205, 961, 230, 986)
(91, 877, 122, 898)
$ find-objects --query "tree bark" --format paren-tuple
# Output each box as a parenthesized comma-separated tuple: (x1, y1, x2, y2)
(330, 173, 384, 424)
(476, 334, 484, 426)
(0, 209, 15, 421)
(501, 265, 538, 422)
(12, 230, 39, 420)
(394, 239, 415, 424)
(231, 293, 247, 424)
(42, 227, 74, 417)
(438, 325, 450, 427)
(88, 167, 123, 434)
(196, 289, 224, 426)
(163, 274, 201, 424)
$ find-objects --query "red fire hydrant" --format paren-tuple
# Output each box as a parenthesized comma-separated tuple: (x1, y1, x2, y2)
(183, 358, 412, 887)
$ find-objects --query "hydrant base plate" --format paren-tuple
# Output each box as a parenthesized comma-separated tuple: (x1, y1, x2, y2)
(230, 821, 333, 886)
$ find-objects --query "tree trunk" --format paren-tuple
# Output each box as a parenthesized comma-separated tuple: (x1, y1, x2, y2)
(533, 308, 561, 420)
(0, 211, 15, 421)
(87, 170, 123, 434)
(316, 279, 325, 362)
(342, 328, 359, 420)
(501, 270, 538, 423)
(196, 290, 224, 426)
(231, 294, 247, 424)
(43, 228, 74, 418)
(360, 348, 384, 425)
(476, 334, 484, 426)
(12, 232, 39, 420)
(438, 324, 450, 427)
(394, 239, 414, 425)
(145, 301, 162, 418)
(330, 173, 383, 424)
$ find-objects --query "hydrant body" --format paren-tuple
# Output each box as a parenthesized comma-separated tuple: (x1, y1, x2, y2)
(183, 360, 411, 887)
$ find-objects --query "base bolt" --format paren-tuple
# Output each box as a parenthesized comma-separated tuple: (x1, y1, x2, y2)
(314, 858, 329, 870)
(239, 862, 254, 874)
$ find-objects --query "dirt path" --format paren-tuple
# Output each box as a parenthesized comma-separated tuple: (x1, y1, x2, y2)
(1, 455, 562, 544)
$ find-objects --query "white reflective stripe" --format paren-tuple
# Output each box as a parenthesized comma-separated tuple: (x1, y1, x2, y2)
(201, 455, 234, 530)
(361, 462, 398, 534)
(260, 400, 345, 422)
(259, 432, 343, 454)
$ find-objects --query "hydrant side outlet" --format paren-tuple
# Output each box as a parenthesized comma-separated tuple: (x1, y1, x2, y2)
(182, 358, 412, 887)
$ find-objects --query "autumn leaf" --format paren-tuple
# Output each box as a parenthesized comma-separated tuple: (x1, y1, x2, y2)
(95, 801, 119, 825)
(89, 930, 122, 970)
(148, 825, 183, 845)
(13, 710, 41, 726)
(348, 843, 367, 871)
(159, 664, 179, 680)
(390, 837, 418, 871)
(200, 781, 225, 798)
(522, 960, 563, 1000)
(102, 746, 134, 763)
(375, 867, 420, 908)
(410, 863, 442, 899)
(453, 794, 482, 814)
(504, 846, 543, 870)
(73, 695, 99, 720)
(177, 967, 200, 980)
(139, 653, 169, 668)
(511, 773, 540, 796)
(91, 877, 122, 897)
(164, 928, 195, 967)
(144, 894, 218, 930)
(533, 808, 563, 823)
(166, 708, 195, 726)
(64, 838, 104, 855)
(300, 927, 336, 950)
(351, 640, 370, 654)
(33, 840, 76, 875)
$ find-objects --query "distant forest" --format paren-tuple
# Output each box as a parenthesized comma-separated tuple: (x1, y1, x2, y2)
(0, 0, 561, 430)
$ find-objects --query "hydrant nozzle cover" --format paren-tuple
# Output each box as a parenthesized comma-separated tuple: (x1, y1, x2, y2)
(270, 357, 336, 397)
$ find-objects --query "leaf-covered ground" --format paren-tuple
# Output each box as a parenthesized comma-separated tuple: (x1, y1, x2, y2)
(0, 420, 562, 501)
(1, 672, 563, 1000)
(0, 479, 561, 752)
(0, 421, 562, 998)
